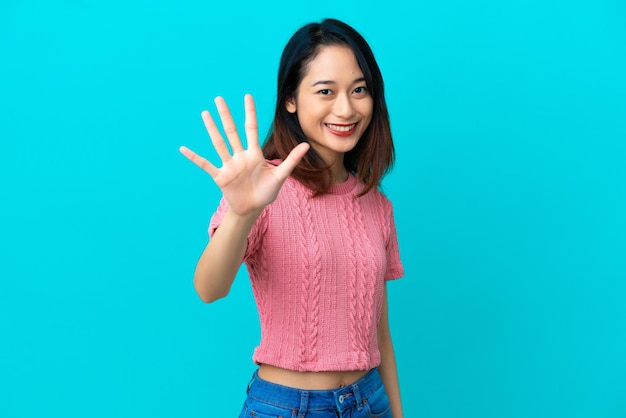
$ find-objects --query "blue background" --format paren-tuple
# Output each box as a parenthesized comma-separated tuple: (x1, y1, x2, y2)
(1, 0, 625, 417)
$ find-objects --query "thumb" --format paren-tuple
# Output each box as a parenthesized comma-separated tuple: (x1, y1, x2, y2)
(273, 142, 310, 181)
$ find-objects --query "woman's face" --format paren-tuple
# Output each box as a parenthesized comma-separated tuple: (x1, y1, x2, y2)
(287, 45, 373, 170)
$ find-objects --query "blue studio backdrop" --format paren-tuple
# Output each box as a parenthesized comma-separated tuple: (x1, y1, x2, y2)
(1, 0, 625, 417)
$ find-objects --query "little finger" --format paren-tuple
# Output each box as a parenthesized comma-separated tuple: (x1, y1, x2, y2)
(179, 145, 219, 179)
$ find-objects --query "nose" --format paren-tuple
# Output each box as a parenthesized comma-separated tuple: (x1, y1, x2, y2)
(332, 93, 356, 119)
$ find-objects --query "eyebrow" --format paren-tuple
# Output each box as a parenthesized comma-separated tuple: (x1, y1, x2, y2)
(311, 77, 366, 87)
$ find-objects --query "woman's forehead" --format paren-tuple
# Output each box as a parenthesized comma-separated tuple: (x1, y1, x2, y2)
(301, 45, 364, 83)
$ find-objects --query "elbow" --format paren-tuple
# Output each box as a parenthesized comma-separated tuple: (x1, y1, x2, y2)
(194, 278, 230, 303)
(377, 321, 393, 348)
(378, 330, 393, 351)
(196, 291, 226, 304)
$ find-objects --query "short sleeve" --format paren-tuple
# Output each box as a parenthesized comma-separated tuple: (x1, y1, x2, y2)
(207, 196, 266, 262)
(384, 200, 404, 281)
(208, 197, 229, 237)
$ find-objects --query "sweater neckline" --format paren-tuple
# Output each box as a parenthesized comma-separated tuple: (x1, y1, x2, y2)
(328, 172, 358, 195)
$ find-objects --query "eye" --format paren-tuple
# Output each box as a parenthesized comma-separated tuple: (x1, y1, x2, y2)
(353, 86, 368, 95)
(318, 89, 332, 95)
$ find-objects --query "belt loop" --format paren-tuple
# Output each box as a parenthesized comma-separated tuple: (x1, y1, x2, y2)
(352, 382, 364, 411)
(298, 391, 309, 418)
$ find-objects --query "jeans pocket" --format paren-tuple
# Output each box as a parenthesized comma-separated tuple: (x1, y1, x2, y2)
(244, 397, 296, 418)
(363, 385, 392, 418)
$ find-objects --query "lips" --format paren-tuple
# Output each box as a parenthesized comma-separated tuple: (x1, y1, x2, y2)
(325, 122, 358, 136)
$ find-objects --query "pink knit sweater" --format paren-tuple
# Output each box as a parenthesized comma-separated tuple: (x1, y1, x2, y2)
(209, 173, 403, 372)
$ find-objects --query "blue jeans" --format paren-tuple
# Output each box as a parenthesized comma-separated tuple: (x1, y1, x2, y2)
(239, 368, 392, 418)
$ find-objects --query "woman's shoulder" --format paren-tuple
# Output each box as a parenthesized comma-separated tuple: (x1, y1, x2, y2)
(361, 182, 392, 204)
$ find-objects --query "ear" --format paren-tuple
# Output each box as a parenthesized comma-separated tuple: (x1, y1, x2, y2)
(286, 97, 297, 113)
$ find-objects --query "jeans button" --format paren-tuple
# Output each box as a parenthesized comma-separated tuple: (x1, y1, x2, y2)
(339, 394, 344, 403)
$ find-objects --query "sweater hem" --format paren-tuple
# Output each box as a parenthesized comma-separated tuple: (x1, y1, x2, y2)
(252, 354, 382, 373)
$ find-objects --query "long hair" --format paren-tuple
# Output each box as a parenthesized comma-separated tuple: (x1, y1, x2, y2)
(262, 19, 395, 196)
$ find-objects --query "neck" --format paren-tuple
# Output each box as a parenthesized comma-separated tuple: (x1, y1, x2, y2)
(313, 147, 348, 183)
(329, 161, 349, 184)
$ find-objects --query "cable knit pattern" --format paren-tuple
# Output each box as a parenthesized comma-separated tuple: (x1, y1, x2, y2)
(308, 202, 323, 365)
(208, 171, 404, 372)
(293, 182, 309, 364)
(352, 195, 375, 368)
(339, 195, 360, 367)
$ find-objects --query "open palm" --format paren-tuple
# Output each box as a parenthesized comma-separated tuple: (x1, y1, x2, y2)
(180, 94, 309, 217)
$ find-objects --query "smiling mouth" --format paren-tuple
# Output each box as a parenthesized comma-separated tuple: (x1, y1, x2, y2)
(325, 123, 358, 135)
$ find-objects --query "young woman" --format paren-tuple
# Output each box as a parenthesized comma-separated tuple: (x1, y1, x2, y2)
(180, 19, 404, 418)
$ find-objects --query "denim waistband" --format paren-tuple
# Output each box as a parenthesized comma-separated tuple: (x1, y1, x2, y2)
(246, 367, 383, 413)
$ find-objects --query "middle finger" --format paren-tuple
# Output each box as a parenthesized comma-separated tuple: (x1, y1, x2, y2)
(214, 96, 244, 153)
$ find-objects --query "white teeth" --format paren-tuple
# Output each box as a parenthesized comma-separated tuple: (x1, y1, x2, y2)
(326, 123, 356, 132)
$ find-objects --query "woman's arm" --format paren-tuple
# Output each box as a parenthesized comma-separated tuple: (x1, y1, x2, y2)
(378, 284, 404, 417)
(180, 95, 309, 303)
(192, 207, 259, 303)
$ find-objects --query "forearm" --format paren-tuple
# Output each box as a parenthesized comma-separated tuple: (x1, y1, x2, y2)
(379, 334, 404, 418)
(378, 284, 404, 417)
(193, 207, 260, 303)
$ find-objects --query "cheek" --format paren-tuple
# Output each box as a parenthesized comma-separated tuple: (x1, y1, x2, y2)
(359, 99, 374, 119)
(297, 105, 324, 127)
(297, 112, 316, 129)
(361, 104, 374, 125)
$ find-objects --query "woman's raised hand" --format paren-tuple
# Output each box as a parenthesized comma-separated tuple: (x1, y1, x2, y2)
(180, 94, 309, 217)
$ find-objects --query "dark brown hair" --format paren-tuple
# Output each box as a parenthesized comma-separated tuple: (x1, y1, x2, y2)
(262, 19, 395, 196)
